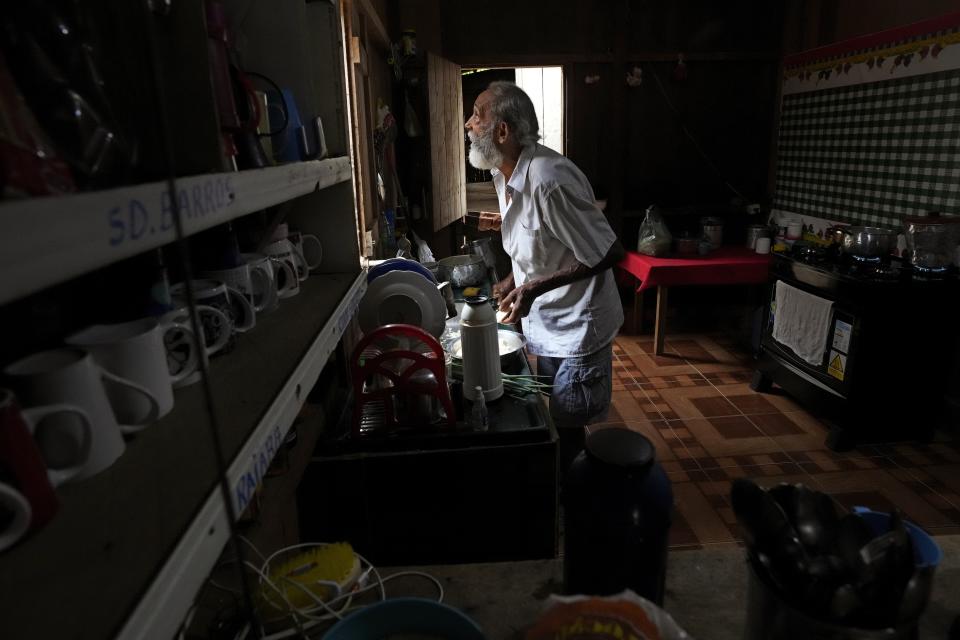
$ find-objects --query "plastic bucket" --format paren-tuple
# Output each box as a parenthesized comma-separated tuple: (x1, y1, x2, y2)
(323, 598, 486, 639)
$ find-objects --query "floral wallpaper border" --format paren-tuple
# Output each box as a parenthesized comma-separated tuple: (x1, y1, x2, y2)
(783, 12, 960, 95)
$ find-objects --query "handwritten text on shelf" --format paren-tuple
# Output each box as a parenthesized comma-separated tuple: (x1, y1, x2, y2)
(106, 176, 235, 247)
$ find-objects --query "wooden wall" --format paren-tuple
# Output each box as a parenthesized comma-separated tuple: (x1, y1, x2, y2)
(435, 0, 787, 240)
(389, 0, 960, 249)
(782, 0, 960, 54)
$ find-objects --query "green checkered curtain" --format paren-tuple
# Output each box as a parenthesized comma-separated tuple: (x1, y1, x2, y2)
(773, 69, 960, 227)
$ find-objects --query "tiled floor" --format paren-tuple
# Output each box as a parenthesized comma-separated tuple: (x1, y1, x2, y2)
(592, 332, 960, 550)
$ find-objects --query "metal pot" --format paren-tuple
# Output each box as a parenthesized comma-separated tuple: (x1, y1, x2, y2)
(841, 226, 898, 258)
(449, 329, 526, 368)
(825, 225, 847, 247)
(438, 254, 486, 287)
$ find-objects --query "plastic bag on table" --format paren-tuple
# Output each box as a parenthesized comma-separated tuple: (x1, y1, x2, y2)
(637, 205, 672, 257)
(525, 590, 693, 640)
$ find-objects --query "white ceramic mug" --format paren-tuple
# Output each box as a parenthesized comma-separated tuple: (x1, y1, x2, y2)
(4, 348, 160, 479)
(66, 317, 198, 421)
(160, 304, 231, 388)
(240, 252, 296, 313)
(263, 240, 303, 294)
(171, 279, 256, 334)
(755, 237, 772, 255)
(202, 263, 273, 314)
(288, 230, 323, 274)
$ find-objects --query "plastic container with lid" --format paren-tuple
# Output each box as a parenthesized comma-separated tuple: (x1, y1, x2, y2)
(746, 224, 771, 250)
(700, 216, 724, 247)
(563, 427, 673, 604)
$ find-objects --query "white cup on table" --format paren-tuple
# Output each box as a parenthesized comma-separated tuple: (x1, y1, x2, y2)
(755, 237, 771, 255)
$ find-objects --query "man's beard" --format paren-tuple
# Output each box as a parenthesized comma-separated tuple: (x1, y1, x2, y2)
(467, 123, 503, 170)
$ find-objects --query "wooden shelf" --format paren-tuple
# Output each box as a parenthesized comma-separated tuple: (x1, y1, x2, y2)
(0, 271, 366, 640)
(0, 157, 352, 306)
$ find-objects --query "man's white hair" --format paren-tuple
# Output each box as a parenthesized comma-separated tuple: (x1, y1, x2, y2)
(486, 81, 540, 148)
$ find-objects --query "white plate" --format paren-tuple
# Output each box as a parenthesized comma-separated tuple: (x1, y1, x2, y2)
(358, 270, 446, 337)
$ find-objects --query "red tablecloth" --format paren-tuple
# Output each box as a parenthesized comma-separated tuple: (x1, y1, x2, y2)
(618, 246, 772, 292)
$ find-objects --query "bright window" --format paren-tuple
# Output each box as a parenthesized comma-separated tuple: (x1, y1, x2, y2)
(515, 66, 563, 155)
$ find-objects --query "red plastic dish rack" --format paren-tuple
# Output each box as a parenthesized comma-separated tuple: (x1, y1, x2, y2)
(350, 324, 456, 436)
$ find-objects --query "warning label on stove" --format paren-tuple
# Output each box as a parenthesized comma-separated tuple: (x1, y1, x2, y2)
(828, 350, 846, 381)
(832, 320, 852, 354)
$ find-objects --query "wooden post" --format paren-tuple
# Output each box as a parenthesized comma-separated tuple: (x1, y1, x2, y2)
(632, 283, 644, 334)
(654, 285, 668, 355)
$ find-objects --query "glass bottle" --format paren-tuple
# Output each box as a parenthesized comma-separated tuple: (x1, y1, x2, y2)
(469, 385, 488, 431)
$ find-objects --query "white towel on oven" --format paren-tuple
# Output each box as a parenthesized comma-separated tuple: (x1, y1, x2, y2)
(772, 280, 834, 366)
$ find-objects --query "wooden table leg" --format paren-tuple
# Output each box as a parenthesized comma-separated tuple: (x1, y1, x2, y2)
(654, 285, 668, 356)
(632, 278, 644, 334)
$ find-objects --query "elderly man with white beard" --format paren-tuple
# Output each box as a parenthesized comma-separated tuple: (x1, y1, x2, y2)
(464, 80, 625, 471)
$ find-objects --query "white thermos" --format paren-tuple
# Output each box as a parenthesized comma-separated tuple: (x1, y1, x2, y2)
(459, 296, 503, 402)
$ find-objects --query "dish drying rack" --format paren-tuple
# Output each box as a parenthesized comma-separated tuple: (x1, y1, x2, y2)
(350, 324, 456, 436)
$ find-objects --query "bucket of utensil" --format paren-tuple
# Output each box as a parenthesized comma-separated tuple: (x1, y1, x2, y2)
(743, 506, 941, 640)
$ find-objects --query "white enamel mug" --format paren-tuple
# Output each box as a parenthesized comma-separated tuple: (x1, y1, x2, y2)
(4, 348, 160, 479)
(66, 317, 198, 421)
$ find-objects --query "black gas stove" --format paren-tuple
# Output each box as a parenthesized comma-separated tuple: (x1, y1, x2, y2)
(754, 243, 959, 450)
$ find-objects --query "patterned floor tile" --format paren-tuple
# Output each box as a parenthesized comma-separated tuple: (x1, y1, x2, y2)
(609, 330, 960, 545)
(643, 373, 711, 389)
(672, 482, 738, 545)
(617, 335, 680, 357)
(792, 451, 882, 472)
(668, 507, 702, 549)
(745, 411, 846, 454)
(712, 382, 805, 413)
(807, 469, 960, 529)
(652, 385, 741, 420)
(631, 354, 697, 377)
(702, 370, 755, 386)
(667, 417, 783, 458)
(705, 463, 808, 483)
(609, 389, 663, 421)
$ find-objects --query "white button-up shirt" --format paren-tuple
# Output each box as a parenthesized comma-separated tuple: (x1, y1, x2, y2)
(493, 144, 623, 357)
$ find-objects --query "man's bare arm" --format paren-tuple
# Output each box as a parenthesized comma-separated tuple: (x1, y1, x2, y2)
(499, 238, 625, 324)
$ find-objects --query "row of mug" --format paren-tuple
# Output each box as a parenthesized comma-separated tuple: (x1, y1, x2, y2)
(0, 234, 324, 552)
(202, 232, 323, 325)
(169, 231, 324, 382)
